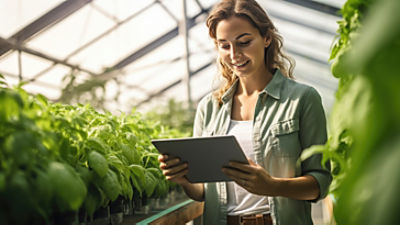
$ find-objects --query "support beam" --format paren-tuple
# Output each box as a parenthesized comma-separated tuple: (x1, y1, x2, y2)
(282, 0, 341, 17)
(107, 6, 211, 72)
(0, 70, 59, 90)
(0, 0, 93, 56)
(29, 1, 156, 82)
(0, 37, 97, 75)
(180, 0, 193, 108)
(268, 11, 337, 36)
(135, 60, 214, 107)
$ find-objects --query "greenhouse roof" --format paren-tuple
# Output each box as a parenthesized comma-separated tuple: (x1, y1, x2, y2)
(0, 0, 343, 113)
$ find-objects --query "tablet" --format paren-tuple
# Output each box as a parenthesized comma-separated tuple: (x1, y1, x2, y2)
(151, 135, 249, 183)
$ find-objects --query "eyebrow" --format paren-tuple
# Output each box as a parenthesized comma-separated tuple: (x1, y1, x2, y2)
(217, 33, 252, 42)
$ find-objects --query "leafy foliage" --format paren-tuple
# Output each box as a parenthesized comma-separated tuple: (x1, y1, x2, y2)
(144, 99, 195, 136)
(302, 0, 400, 224)
(0, 76, 187, 224)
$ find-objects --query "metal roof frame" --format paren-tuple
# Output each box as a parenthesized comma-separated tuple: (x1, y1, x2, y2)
(107, 6, 212, 72)
(282, 0, 341, 16)
(29, 1, 157, 82)
(0, 0, 93, 57)
(135, 60, 214, 107)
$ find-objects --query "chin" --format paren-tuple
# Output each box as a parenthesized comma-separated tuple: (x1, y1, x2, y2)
(234, 72, 251, 78)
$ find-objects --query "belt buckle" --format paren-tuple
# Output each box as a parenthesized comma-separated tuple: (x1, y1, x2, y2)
(240, 214, 264, 224)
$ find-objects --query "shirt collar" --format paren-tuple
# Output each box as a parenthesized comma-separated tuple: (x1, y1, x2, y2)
(261, 69, 285, 100)
(221, 69, 285, 104)
(221, 79, 239, 103)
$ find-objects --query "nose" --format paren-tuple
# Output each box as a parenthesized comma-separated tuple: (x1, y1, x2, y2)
(230, 45, 241, 63)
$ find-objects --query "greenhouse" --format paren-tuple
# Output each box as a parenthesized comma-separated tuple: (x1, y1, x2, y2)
(0, 0, 399, 224)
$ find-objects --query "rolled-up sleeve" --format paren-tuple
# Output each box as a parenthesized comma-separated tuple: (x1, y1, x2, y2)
(299, 87, 332, 201)
(192, 96, 206, 138)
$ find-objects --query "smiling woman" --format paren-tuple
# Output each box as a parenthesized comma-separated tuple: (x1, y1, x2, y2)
(157, 1, 332, 225)
(215, 17, 270, 80)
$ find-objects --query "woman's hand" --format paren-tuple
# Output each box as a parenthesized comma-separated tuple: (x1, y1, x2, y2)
(158, 154, 205, 201)
(222, 159, 278, 196)
(158, 154, 189, 185)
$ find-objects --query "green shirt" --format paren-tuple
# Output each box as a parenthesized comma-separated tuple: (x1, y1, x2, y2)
(193, 69, 332, 225)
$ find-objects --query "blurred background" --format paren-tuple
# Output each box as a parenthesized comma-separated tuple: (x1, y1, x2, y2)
(0, 0, 342, 114)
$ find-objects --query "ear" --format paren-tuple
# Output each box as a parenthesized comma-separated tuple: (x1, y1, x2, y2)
(264, 36, 271, 48)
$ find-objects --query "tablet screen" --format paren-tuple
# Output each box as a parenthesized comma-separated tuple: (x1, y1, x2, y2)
(151, 135, 248, 183)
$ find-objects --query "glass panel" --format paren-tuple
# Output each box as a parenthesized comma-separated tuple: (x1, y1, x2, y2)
(33, 64, 70, 89)
(312, 0, 346, 8)
(22, 81, 61, 101)
(1, 73, 20, 87)
(198, 0, 218, 9)
(0, 0, 63, 37)
(274, 19, 332, 62)
(189, 65, 217, 101)
(69, 4, 177, 73)
(261, 0, 339, 33)
(94, 0, 153, 21)
(19, 53, 53, 80)
(0, 51, 18, 75)
(27, 4, 115, 59)
(161, 0, 201, 20)
(122, 36, 184, 86)
(188, 23, 216, 70)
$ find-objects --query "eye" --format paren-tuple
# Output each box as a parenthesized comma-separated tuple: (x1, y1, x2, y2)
(218, 43, 230, 50)
(239, 40, 251, 46)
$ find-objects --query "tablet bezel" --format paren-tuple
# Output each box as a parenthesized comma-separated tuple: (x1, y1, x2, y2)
(151, 135, 249, 183)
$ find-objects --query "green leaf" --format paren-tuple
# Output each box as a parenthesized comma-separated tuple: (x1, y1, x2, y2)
(0, 173, 5, 191)
(76, 165, 93, 186)
(86, 137, 109, 154)
(121, 144, 140, 165)
(88, 151, 108, 177)
(144, 169, 157, 197)
(128, 164, 145, 194)
(100, 170, 121, 201)
(0, 89, 24, 121)
(33, 169, 53, 211)
(84, 185, 102, 217)
(300, 145, 326, 161)
(48, 162, 87, 211)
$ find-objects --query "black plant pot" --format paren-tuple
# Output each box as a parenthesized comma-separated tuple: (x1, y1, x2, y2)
(110, 196, 124, 225)
(89, 206, 109, 225)
(133, 194, 142, 211)
(53, 210, 78, 225)
(78, 208, 87, 224)
(110, 196, 124, 214)
(123, 199, 134, 216)
(141, 195, 148, 206)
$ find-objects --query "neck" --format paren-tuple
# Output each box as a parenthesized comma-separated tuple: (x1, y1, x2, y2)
(237, 67, 273, 97)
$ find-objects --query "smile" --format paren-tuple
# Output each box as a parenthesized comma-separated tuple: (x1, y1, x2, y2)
(233, 60, 249, 68)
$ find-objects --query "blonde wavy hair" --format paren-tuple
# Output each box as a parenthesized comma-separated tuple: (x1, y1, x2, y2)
(206, 0, 295, 105)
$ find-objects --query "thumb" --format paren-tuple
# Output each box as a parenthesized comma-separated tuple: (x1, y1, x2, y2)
(248, 158, 257, 166)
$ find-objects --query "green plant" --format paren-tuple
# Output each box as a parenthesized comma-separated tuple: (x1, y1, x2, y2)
(0, 75, 187, 224)
(144, 99, 195, 136)
(301, 0, 400, 224)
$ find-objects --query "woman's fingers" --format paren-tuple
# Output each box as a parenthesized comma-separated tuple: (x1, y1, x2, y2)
(165, 168, 189, 181)
(160, 157, 181, 169)
(222, 166, 251, 181)
(163, 161, 188, 176)
(228, 161, 255, 173)
(158, 154, 169, 164)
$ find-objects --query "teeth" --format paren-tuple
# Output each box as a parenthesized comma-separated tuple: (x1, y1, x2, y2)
(234, 61, 247, 66)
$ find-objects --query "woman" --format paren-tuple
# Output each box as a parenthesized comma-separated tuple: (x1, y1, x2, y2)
(158, 0, 332, 224)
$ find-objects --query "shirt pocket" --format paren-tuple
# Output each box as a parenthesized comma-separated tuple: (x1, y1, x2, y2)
(269, 119, 301, 156)
(265, 119, 301, 178)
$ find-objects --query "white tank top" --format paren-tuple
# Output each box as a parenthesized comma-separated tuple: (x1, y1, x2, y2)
(226, 119, 269, 215)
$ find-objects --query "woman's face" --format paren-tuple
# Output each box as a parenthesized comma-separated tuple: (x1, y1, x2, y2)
(215, 16, 270, 78)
